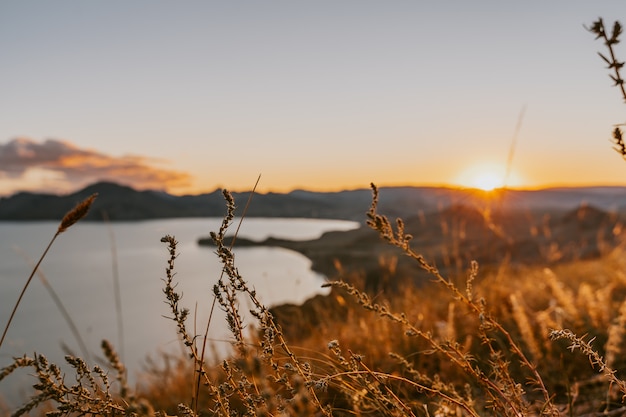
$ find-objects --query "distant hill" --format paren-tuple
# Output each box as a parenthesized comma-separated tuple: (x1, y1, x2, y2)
(201, 202, 626, 293)
(2, 181, 626, 221)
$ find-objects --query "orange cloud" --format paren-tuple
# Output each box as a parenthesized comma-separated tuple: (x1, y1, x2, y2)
(0, 137, 192, 193)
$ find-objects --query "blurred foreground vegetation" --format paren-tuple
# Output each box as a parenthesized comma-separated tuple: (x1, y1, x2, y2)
(3, 184, 626, 416)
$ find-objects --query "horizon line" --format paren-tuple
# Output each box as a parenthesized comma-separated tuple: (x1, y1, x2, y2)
(4, 180, 626, 199)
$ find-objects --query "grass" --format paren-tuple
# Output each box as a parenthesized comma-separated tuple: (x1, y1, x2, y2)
(4, 185, 626, 416)
(0, 193, 98, 352)
(2, 16, 626, 417)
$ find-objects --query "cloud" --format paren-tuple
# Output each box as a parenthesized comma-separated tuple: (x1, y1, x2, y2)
(0, 137, 192, 194)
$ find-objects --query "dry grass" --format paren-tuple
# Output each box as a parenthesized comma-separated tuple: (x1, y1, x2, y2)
(4, 17, 626, 417)
(4, 186, 626, 416)
(0, 193, 97, 352)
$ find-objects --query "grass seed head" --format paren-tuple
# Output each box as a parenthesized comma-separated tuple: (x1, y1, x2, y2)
(58, 193, 98, 234)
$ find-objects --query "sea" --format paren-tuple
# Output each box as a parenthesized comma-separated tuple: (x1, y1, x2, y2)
(0, 217, 359, 407)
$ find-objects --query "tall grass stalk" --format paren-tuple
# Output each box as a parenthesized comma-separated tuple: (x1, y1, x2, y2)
(0, 194, 97, 352)
(102, 211, 125, 363)
(194, 173, 260, 413)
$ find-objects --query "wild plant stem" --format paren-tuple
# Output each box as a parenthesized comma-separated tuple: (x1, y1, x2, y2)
(1, 194, 95, 353)
(194, 173, 261, 414)
(103, 211, 124, 362)
(0, 232, 59, 351)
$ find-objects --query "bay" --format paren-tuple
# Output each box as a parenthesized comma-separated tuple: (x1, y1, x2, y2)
(0, 217, 359, 406)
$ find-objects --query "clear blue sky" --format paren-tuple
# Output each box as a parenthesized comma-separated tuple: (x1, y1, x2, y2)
(1, 1, 626, 195)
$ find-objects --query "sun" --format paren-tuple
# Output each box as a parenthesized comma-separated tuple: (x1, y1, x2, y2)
(472, 172, 504, 191)
(454, 164, 518, 191)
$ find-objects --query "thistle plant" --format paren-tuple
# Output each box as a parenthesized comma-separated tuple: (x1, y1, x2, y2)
(550, 329, 626, 406)
(588, 18, 626, 159)
(531, 20, 626, 412)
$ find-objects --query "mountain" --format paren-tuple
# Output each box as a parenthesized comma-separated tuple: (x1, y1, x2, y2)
(2, 181, 626, 221)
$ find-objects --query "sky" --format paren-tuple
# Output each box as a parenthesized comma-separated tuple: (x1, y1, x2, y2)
(1, 1, 626, 196)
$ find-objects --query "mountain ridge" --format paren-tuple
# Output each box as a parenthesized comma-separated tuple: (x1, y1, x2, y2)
(2, 181, 626, 221)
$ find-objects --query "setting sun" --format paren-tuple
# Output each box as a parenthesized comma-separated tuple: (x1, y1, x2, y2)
(455, 163, 524, 191)
(472, 172, 504, 191)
